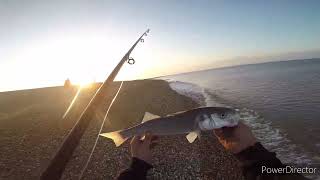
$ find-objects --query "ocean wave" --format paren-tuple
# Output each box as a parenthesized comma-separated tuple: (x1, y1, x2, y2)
(168, 81, 206, 105)
(168, 80, 318, 179)
(240, 109, 319, 179)
(239, 108, 313, 165)
(168, 81, 225, 106)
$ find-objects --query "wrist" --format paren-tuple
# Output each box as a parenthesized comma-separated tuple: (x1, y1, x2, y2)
(236, 138, 257, 154)
(132, 155, 152, 165)
(131, 157, 153, 171)
(235, 142, 284, 175)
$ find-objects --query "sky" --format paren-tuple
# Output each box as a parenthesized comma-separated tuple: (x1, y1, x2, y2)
(1, 0, 320, 92)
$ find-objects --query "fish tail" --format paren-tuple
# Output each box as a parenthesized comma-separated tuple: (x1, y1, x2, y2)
(100, 130, 129, 147)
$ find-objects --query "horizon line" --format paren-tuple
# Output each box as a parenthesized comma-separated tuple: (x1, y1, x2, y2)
(1, 57, 319, 93)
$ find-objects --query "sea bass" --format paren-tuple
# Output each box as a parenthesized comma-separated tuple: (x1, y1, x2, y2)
(100, 107, 240, 147)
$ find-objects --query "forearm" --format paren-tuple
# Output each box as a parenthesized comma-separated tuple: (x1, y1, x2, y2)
(117, 157, 153, 180)
(235, 142, 308, 179)
(236, 143, 283, 175)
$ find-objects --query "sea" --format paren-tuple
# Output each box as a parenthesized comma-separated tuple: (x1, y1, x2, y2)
(163, 59, 320, 179)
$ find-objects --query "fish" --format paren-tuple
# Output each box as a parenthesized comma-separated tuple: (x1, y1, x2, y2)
(100, 107, 240, 147)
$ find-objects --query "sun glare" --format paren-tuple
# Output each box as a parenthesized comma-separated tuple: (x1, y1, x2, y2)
(72, 77, 95, 88)
(3, 30, 156, 92)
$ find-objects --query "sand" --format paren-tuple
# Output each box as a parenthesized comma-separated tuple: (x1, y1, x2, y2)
(0, 79, 243, 180)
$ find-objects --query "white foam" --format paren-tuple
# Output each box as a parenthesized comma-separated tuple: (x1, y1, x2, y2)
(168, 81, 226, 107)
(168, 80, 319, 179)
(239, 108, 319, 179)
(168, 81, 206, 105)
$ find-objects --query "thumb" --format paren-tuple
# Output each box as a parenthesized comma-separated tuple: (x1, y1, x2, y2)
(215, 127, 236, 139)
(214, 129, 224, 138)
(144, 132, 153, 145)
(131, 135, 141, 145)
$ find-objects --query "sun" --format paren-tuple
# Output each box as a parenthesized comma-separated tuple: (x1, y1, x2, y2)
(71, 76, 95, 88)
(77, 81, 94, 88)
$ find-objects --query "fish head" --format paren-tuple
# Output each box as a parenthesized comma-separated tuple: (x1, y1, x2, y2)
(197, 107, 240, 130)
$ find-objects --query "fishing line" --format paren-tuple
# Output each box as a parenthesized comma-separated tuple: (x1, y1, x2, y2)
(78, 81, 124, 180)
(63, 86, 83, 119)
(41, 30, 149, 180)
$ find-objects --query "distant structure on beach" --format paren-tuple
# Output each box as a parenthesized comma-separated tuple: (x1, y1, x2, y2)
(64, 78, 72, 88)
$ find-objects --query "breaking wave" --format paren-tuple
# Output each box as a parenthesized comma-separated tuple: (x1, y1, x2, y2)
(168, 80, 318, 179)
(168, 81, 224, 107)
(167, 80, 206, 105)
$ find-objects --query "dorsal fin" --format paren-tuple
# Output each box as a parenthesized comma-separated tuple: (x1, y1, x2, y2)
(141, 112, 160, 123)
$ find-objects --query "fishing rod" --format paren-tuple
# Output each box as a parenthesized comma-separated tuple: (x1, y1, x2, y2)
(41, 29, 150, 180)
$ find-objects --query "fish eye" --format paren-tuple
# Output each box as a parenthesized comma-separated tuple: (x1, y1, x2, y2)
(220, 113, 225, 118)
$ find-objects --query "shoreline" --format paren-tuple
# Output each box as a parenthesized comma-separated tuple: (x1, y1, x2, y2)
(0, 79, 243, 179)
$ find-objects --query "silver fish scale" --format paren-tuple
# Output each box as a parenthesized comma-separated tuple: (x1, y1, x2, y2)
(122, 114, 197, 137)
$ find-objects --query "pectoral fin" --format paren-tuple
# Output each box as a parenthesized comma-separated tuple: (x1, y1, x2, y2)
(186, 131, 199, 143)
(141, 112, 160, 123)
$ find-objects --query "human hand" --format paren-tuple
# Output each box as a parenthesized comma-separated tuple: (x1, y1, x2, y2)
(214, 121, 257, 154)
(130, 132, 157, 164)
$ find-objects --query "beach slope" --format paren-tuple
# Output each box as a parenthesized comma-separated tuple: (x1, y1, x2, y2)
(0, 79, 242, 179)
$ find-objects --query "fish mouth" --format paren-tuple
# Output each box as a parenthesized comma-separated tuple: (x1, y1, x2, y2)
(229, 113, 241, 125)
(223, 111, 240, 126)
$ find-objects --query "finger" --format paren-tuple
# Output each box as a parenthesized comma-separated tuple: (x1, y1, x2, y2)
(215, 127, 235, 139)
(144, 132, 153, 144)
(214, 129, 224, 137)
(131, 135, 141, 145)
(222, 127, 236, 138)
(238, 121, 249, 129)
